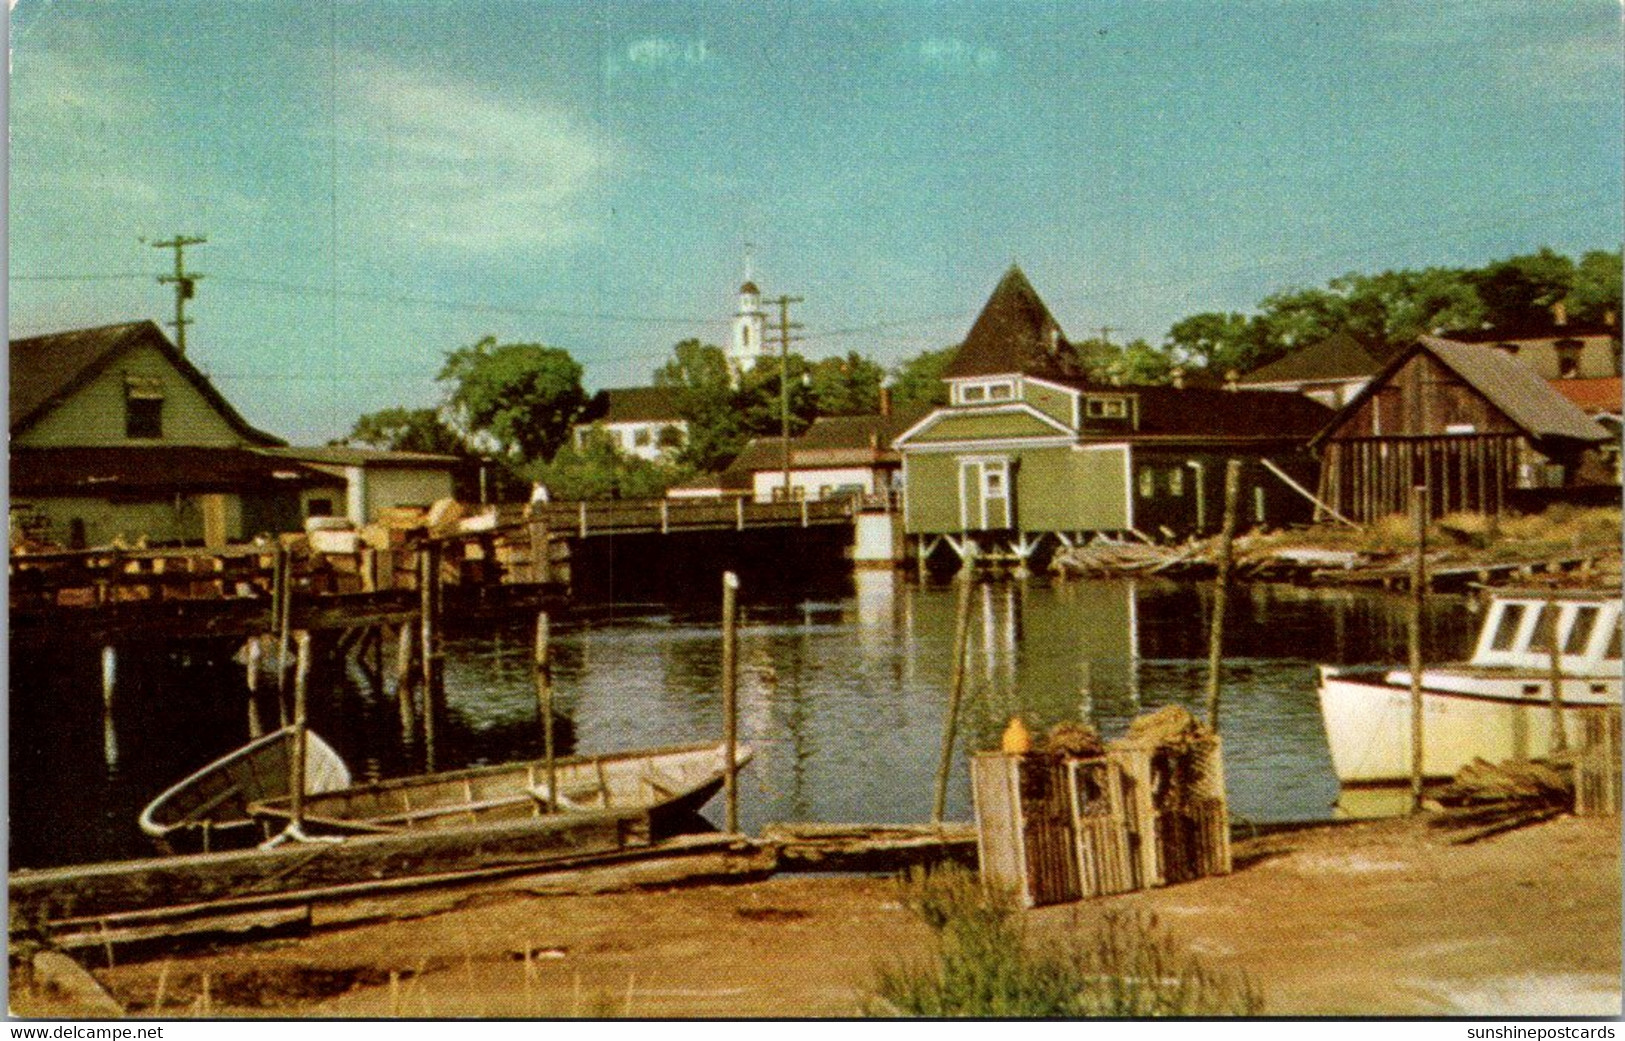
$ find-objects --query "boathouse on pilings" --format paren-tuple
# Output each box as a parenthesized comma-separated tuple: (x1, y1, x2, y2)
(892, 266, 1333, 573)
(1309, 335, 1613, 523)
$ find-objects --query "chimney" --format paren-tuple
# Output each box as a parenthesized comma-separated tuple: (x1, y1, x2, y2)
(879, 383, 892, 418)
(1170, 366, 1185, 390)
(1552, 299, 1568, 327)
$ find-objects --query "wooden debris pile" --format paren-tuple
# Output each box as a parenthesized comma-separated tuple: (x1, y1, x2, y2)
(1429, 757, 1574, 844)
(970, 707, 1231, 908)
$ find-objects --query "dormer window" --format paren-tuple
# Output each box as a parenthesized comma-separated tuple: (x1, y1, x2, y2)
(1085, 396, 1128, 419)
(124, 376, 164, 439)
(1554, 338, 1583, 378)
(956, 379, 1015, 405)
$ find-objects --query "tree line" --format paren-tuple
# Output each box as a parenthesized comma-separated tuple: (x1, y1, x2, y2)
(341, 247, 1621, 499)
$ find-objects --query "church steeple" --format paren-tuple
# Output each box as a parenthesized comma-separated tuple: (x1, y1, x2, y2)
(730, 271, 766, 376)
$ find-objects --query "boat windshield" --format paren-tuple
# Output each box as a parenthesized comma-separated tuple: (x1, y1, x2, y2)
(1610, 619, 1622, 663)
(1528, 605, 1558, 654)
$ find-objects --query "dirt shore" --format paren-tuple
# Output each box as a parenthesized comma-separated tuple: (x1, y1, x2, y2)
(12, 813, 1620, 1019)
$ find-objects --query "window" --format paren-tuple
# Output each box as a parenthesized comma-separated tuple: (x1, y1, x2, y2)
(1555, 339, 1583, 378)
(1138, 468, 1156, 499)
(633, 427, 652, 448)
(125, 376, 164, 439)
(1168, 467, 1184, 497)
(1490, 604, 1526, 651)
(307, 498, 334, 518)
(1565, 606, 1601, 655)
(1528, 604, 1557, 654)
(1608, 620, 1622, 661)
(956, 380, 1014, 405)
(1086, 397, 1128, 419)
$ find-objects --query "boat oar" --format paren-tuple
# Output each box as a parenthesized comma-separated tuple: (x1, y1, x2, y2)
(261, 631, 342, 849)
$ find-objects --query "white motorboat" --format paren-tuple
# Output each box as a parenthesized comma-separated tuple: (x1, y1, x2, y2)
(1318, 589, 1621, 785)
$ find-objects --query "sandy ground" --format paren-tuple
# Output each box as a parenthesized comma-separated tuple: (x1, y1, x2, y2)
(12, 813, 1621, 1019)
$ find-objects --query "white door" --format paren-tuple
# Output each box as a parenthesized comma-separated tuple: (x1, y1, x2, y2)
(959, 458, 1012, 530)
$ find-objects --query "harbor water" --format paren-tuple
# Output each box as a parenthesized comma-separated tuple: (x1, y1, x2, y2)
(9, 575, 1478, 868)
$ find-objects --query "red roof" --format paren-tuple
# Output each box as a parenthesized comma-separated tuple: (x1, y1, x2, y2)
(1550, 378, 1622, 415)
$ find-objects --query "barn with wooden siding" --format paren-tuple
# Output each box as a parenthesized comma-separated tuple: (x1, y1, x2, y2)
(1311, 335, 1611, 522)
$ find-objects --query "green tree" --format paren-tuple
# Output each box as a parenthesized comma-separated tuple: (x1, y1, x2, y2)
(809, 351, 884, 416)
(1163, 312, 1271, 374)
(889, 346, 955, 413)
(1472, 247, 1575, 326)
(438, 337, 586, 462)
(1081, 337, 1174, 385)
(338, 407, 467, 455)
(1571, 250, 1623, 324)
(526, 428, 691, 500)
(651, 339, 816, 472)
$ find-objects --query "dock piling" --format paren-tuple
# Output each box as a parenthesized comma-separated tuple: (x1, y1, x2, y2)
(1546, 596, 1569, 754)
(1409, 486, 1429, 813)
(534, 612, 556, 812)
(933, 573, 976, 824)
(100, 644, 118, 769)
(1204, 458, 1241, 733)
(722, 571, 740, 834)
(245, 637, 264, 739)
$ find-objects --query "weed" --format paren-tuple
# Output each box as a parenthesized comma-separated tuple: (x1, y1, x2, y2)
(868, 865, 1262, 1017)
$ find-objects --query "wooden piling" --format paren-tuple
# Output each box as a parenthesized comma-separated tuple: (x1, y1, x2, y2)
(1204, 458, 1241, 733)
(721, 571, 741, 834)
(1409, 486, 1429, 813)
(933, 573, 976, 825)
(100, 644, 118, 769)
(274, 545, 293, 727)
(394, 622, 416, 743)
(289, 631, 312, 833)
(245, 638, 264, 739)
(419, 545, 441, 772)
(534, 612, 556, 812)
(1547, 597, 1569, 754)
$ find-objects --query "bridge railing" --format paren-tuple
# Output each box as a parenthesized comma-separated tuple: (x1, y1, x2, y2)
(522, 496, 853, 537)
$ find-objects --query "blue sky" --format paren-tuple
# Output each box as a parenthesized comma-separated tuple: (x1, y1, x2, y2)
(9, 0, 1622, 445)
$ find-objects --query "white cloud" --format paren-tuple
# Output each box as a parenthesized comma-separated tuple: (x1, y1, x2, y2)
(909, 37, 1000, 72)
(340, 60, 624, 252)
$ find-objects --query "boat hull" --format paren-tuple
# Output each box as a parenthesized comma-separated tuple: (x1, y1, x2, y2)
(1318, 668, 1619, 785)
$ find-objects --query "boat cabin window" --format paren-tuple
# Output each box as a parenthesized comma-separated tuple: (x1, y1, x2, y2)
(1564, 606, 1601, 655)
(1527, 605, 1558, 654)
(1490, 604, 1527, 651)
(1609, 620, 1622, 662)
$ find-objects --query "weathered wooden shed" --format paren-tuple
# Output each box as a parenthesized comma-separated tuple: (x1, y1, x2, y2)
(1310, 335, 1611, 522)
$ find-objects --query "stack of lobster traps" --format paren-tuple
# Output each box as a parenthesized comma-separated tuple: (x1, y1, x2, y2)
(971, 707, 1231, 908)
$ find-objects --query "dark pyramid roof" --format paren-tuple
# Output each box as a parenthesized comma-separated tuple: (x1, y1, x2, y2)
(10, 320, 284, 445)
(943, 266, 1084, 381)
(1238, 331, 1385, 385)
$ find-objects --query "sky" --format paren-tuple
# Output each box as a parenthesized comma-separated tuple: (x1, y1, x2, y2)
(8, 0, 1623, 445)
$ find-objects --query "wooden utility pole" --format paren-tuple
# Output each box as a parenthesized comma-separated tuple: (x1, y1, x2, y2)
(1205, 459, 1242, 733)
(151, 235, 206, 354)
(766, 294, 804, 503)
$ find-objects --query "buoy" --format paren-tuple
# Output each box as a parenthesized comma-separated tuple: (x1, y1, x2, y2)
(1001, 716, 1032, 754)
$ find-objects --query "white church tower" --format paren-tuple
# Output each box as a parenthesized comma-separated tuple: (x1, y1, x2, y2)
(729, 277, 766, 376)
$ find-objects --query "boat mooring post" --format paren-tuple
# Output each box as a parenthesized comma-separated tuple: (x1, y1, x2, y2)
(100, 644, 119, 770)
(274, 544, 293, 727)
(1546, 596, 1569, 754)
(1409, 486, 1429, 813)
(263, 631, 341, 848)
(932, 572, 976, 825)
(245, 637, 265, 739)
(721, 571, 740, 834)
(534, 612, 556, 812)
(419, 544, 441, 772)
(394, 622, 416, 744)
(1204, 458, 1242, 733)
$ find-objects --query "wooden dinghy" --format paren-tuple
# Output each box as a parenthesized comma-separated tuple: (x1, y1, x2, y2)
(248, 740, 753, 841)
(138, 725, 352, 850)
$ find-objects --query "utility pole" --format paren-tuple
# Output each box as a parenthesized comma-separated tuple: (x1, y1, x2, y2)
(766, 294, 804, 502)
(151, 235, 207, 354)
(1096, 326, 1118, 346)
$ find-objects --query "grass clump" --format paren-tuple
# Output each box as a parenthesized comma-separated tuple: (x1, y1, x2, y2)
(868, 865, 1262, 1017)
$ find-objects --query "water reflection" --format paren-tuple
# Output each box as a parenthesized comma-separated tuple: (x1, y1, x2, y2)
(8, 575, 1476, 867)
